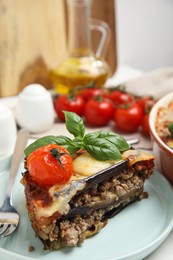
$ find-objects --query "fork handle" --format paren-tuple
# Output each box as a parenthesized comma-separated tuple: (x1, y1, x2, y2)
(6, 129, 29, 200)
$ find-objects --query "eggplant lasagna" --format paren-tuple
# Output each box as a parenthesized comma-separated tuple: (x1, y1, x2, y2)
(21, 149, 154, 250)
(155, 100, 173, 149)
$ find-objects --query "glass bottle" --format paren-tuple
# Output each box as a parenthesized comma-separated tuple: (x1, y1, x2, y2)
(51, 0, 111, 94)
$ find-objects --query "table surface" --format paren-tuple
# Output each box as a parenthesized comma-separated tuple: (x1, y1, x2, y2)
(0, 64, 173, 260)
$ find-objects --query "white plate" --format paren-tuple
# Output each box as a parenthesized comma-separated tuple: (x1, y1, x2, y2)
(0, 166, 173, 260)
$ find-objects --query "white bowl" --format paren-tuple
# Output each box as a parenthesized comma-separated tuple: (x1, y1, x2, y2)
(149, 91, 173, 183)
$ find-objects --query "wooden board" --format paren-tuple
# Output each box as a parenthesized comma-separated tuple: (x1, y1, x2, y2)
(0, 0, 117, 97)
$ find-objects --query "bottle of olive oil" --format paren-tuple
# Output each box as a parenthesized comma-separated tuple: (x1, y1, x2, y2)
(51, 0, 111, 94)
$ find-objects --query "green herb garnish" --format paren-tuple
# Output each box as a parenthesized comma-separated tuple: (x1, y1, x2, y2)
(168, 123, 173, 137)
(24, 111, 130, 161)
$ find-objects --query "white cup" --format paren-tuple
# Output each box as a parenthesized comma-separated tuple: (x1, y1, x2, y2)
(0, 104, 17, 157)
(16, 84, 55, 133)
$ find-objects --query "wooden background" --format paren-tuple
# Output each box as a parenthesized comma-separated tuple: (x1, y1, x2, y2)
(0, 0, 117, 97)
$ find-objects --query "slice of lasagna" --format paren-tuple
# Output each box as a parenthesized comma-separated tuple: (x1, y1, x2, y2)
(21, 148, 154, 250)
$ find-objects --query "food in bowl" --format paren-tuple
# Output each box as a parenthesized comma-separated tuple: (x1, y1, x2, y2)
(155, 100, 173, 149)
(149, 92, 173, 183)
(21, 112, 155, 250)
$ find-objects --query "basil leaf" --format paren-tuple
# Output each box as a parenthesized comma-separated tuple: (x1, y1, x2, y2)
(168, 123, 173, 137)
(95, 130, 130, 151)
(83, 132, 100, 143)
(64, 111, 85, 138)
(53, 135, 78, 154)
(84, 130, 130, 152)
(73, 136, 84, 148)
(84, 138, 122, 161)
(24, 135, 57, 157)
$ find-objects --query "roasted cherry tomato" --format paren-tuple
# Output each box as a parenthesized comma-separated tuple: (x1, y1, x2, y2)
(84, 98, 114, 126)
(79, 87, 108, 102)
(108, 90, 134, 107)
(27, 144, 73, 186)
(114, 102, 143, 132)
(54, 94, 85, 121)
(141, 113, 150, 135)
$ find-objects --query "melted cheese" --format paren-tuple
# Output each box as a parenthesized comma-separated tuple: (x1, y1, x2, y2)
(122, 149, 154, 166)
(36, 181, 85, 218)
(73, 151, 118, 176)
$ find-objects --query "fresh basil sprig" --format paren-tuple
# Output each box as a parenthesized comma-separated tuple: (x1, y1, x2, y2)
(24, 111, 130, 161)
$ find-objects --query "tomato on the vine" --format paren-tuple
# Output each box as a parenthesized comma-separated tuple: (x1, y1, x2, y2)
(141, 114, 150, 135)
(114, 102, 143, 132)
(108, 90, 134, 107)
(79, 87, 108, 102)
(136, 96, 156, 113)
(27, 144, 73, 187)
(84, 98, 114, 126)
(54, 94, 85, 121)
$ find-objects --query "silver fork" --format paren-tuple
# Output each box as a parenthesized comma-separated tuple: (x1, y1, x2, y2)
(0, 128, 29, 237)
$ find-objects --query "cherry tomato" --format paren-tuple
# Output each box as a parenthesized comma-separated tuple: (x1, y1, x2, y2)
(114, 102, 143, 132)
(136, 96, 156, 113)
(136, 97, 147, 111)
(84, 98, 114, 126)
(54, 95, 85, 121)
(27, 144, 73, 187)
(141, 114, 150, 135)
(79, 87, 108, 102)
(108, 90, 134, 107)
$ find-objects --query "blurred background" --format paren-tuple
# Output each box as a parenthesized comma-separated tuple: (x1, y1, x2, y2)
(1, 0, 173, 97)
(116, 0, 173, 71)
